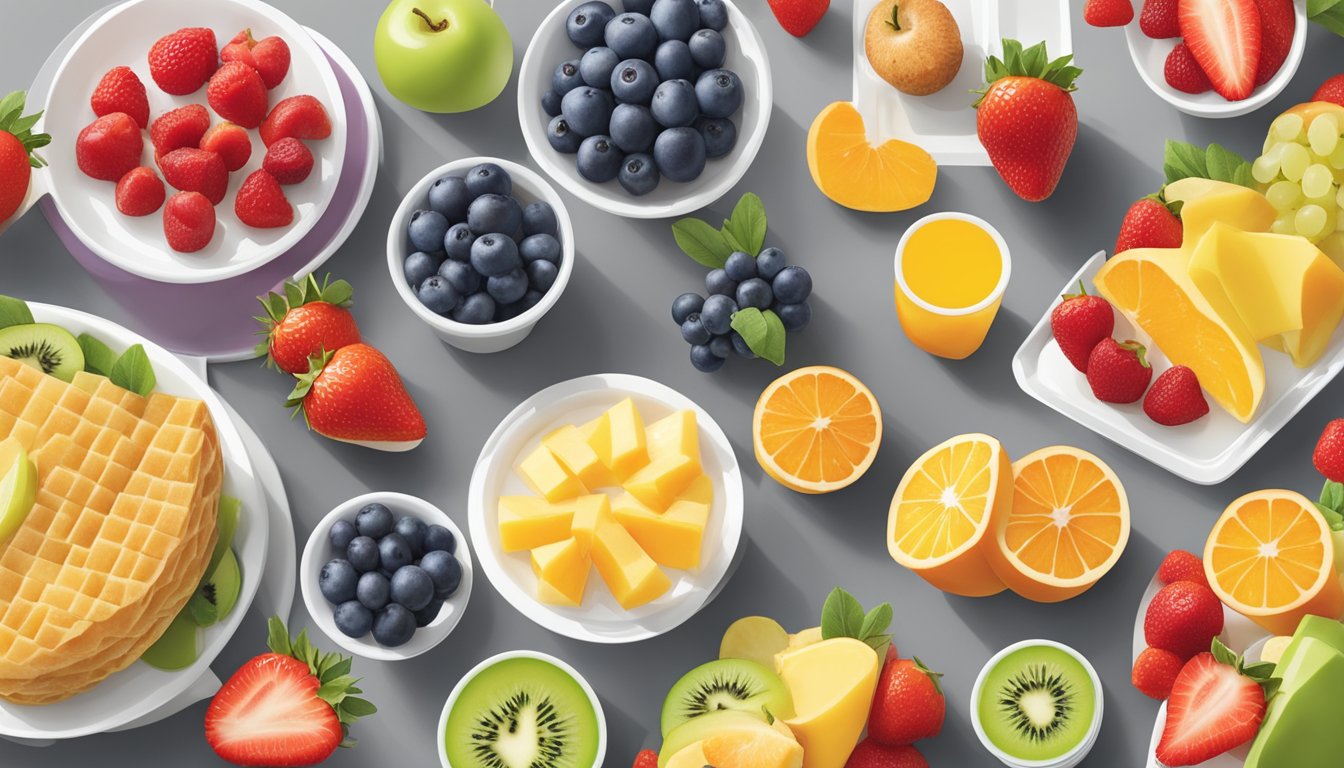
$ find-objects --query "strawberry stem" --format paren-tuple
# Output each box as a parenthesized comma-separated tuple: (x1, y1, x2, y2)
(913, 656, 945, 697)
(411, 7, 449, 32)
(886, 3, 902, 31)
(1061, 279, 1089, 301)
(1119, 340, 1150, 368)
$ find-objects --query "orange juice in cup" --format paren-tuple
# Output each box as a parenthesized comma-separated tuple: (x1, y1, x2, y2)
(894, 213, 1011, 359)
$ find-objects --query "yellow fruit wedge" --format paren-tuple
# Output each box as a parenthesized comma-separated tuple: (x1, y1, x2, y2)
(590, 518, 669, 610)
(778, 638, 879, 768)
(569, 494, 612, 553)
(517, 444, 589, 502)
(1162, 177, 1277, 244)
(531, 537, 590, 606)
(611, 492, 708, 570)
(806, 101, 937, 213)
(719, 616, 790, 668)
(497, 496, 575, 552)
(543, 424, 616, 489)
(646, 410, 700, 468)
(0, 437, 36, 546)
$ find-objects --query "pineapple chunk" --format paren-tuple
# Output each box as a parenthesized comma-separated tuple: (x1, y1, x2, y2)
(591, 518, 670, 609)
(612, 493, 709, 570)
(623, 454, 698, 512)
(543, 424, 616, 489)
(517, 444, 588, 502)
(532, 537, 590, 606)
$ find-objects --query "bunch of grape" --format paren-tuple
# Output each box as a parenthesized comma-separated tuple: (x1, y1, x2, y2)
(1253, 110, 1344, 241)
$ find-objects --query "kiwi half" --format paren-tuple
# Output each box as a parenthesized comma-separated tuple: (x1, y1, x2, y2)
(978, 644, 1096, 762)
(443, 656, 600, 768)
(0, 323, 84, 382)
(659, 658, 794, 738)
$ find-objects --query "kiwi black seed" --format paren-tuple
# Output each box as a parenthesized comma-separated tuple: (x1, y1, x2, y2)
(997, 663, 1077, 743)
(0, 323, 84, 382)
(659, 658, 794, 737)
(468, 689, 572, 768)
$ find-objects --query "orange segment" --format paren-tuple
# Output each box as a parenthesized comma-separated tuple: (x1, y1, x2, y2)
(887, 433, 1010, 597)
(1203, 489, 1344, 635)
(806, 101, 937, 213)
(753, 366, 882, 494)
(987, 446, 1130, 603)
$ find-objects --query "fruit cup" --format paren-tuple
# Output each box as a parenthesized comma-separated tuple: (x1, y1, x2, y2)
(893, 212, 1011, 359)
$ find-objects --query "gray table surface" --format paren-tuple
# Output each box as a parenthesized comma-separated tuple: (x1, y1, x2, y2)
(2, 1, 1342, 765)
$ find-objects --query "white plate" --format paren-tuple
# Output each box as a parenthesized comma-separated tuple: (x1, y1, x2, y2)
(1123, 0, 1307, 120)
(39, 0, 347, 284)
(1012, 251, 1344, 485)
(467, 374, 744, 643)
(518, 0, 771, 219)
(850, 0, 1070, 166)
(0, 303, 268, 740)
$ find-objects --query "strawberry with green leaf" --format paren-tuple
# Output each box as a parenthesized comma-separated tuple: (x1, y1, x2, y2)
(0, 91, 51, 223)
(256, 274, 361, 374)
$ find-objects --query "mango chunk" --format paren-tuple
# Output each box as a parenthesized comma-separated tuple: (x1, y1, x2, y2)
(517, 444, 588, 502)
(623, 454, 699, 512)
(779, 638, 880, 768)
(531, 537, 590, 606)
(612, 493, 709, 570)
(569, 494, 612, 553)
(646, 410, 700, 468)
(497, 496, 575, 552)
(680, 473, 714, 505)
(590, 518, 670, 610)
(543, 423, 616, 489)
(602, 397, 649, 481)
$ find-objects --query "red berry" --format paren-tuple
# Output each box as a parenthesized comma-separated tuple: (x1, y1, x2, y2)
(1085, 0, 1135, 27)
(1132, 646, 1184, 700)
(1140, 0, 1181, 38)
(260, 95, 331, 146)
(207, 61, 269, 129)
(1164, 42, 1213, 95)
(1143, 365, 1210, 426)
(1313, 419, 1344, 483)
(1087, 338, 1153, 404)
(1314, 74, 1344, 107)
(632, 749, 658, 768)
(1050, 284, 1115, 373)
(147, 27, 218, 96)
(198, 122, 252, 172)
(1158, 550, 1208, 588)
(1255, 0, 1295, 86)
(114, 166, 165, 217)
(163, 191, 215, 253)
(235, 170, 293, 228)
(221, 29, 291, 89)
(1144, 581, 1225, 661)
(262, 137, 313, 185)
(1116, 195, 1184, 253)
(90, 66, 149, 128)
(149, 104, 210, 159)
(845, 739, 929, 768)
(867, 656, 944, 745)
(158, 147, 228, 205)
(75, 112, 144, 182)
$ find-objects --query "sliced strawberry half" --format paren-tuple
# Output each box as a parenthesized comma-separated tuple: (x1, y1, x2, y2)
(1178, 0, 1262, 101)
(1155, 639, 1275, 766)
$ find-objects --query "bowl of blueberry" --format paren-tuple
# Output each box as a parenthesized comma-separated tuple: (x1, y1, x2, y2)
(387, 157, 575, 354)
(301, 492, 473, 661)
(518, 0, 771, 219)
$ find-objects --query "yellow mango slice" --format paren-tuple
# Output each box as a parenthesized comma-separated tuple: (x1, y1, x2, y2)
(497, 495, 575, 552)
(517, 444, 588, 502)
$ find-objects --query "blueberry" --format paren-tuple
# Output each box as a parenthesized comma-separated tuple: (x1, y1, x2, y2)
(736, 277, 772, 310)
(378, 533, 413, 572)
(623, 0, 655, 11)
(406, 250, 446, 292)
(567, 1, 617, 48)
(424, 524, 456, 554)
(697, 0, 729, 30)
(680, 313, 711, 345)
(756, 246, 786, 280)
(356, 571, 390, 611)
(709, 333, 732, 358)
(654, 40, 696, 81)
(389, 565, 435, 612)
(689, 29, 726, 69)
(372, 604, 416, 647)
(724, 251, 756, 281)
(439, 258, 482, 295)
(541, 89, 563, 117)
(695, 116, 737, 158)
(650, 0, 700, 41)
(701, 293, 737, 335)
(452, 292, 496, 324)
(394, 516, 428, 558)
(618, 153, 660, 196)
(611, 59, 660, 104)
(419, 550, 463, 598)
(610, 104, 660, 154)
(775, 301, 811, 331)
(520, 233, 562, 264)
(414, 599, 445, 628)
(560, 86, 615, 138)
(653, 126, 707, 182)
(547, 116, 584, 154)
(346, 536, 379, 573)
(495, 300, 523, 322)
(604, 13, 659, 60)
(407, 209, 449, 253)
(333, 600, 373, 638)
(553, 60, 585, 97)
(487, 268, 529, 305)
(527, 259, 559, 293)
(731, 330, 756, 358)
(690, 343, 725, 372)
(576, 135, 624, 182)
(467, 194, 523, 239)
(772, 265, 812, 303)
(464, 162, 512, 198)
(417, 275, 461, 315)
(696, 69, 743, 118)
(318, 559, 358, 604)
(356, 503, 394, 538)
(671, 292, 705, 324)
(519, 290, 544, 311)
(523, 202, 559, 237)
(471, 234, 522, 277)
(441, 223, 473, 261)
(329, 520, 357, 552)
(579, 46, 621, 88)
(705, 268, 736, 297)
(427, 176, 471, 223)
(651, 79, 699, 128)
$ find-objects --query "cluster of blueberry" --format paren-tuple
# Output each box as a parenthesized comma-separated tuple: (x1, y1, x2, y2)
(318, 502, 463, 648)
(542, 0, 745, 196)
(403, 163, 562, 324)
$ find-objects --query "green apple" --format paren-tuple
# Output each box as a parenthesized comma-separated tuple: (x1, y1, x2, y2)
(0, 437, 36, 545)
(374, 0, 514, 113)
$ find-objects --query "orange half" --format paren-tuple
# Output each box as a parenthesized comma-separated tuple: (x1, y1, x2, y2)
(753, 366, 882, 495)
(806, 101, 937, 213)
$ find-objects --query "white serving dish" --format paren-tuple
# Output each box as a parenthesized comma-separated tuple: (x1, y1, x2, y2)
(300, 492, 473, 662)
(1123, 0, 1307, 119)
(1012, 251, 1344, 485)
(37, 0, 347, 283)
(850, 0, 1070, 166)
(518, 0, 771, 219)
(0, 303, 268, 741)
(386, 158, 575, 354)
(467, 374, 743, 643)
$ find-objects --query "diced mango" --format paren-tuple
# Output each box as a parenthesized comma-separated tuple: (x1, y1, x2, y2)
(517, 444, 588, 502)
(779, 638, 880, 768)
(612, 493, 708, 570)
(680, 473, 714, 505)
(590, 519, 670, 609)
(646, 410, 700, 468)
(543, 424, 616, 489)
(569, 494, 612, 553)
(497, 496, 575, 552)
(623, 454, 699, 512)
(603, 397, 649, 481)
(531, 537, 590, 606)
(1163, 177, 1277, 245)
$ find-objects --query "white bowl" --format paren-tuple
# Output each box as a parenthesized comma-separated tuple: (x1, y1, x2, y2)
(1123, 0, 1307, 119)
(386, 158, 576, 354)
(467, 374, 744, 643)
(518, 0, 772, 219)
(300, 492, 473, 662)
(436, 650, 607, 768)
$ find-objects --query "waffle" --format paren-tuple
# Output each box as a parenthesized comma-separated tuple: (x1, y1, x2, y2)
(0, 357, 221, 704)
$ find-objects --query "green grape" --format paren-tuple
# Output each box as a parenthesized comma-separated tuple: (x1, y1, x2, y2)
(1266, 180, 1303, 210)
(1296, 204, 1329, 239)
(1330, 142, 1344, 170)
(1337, 183, 1344, 211)
(1272, 210, 1298, 235)
(1273, 113, 1305, 142)
(1282, 143, 1312, 182)
(1309, 114, 1341, 157)
(1252, 153, 1282, 184)
(1303, 164, 1334, 199)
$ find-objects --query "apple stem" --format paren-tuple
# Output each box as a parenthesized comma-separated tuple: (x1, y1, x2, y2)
(411, 7, 450, 32)
(886, 3, 902, 31)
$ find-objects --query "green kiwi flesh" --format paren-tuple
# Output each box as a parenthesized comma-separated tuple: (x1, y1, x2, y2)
(141, 613, 199, 671)
(0, 323, 84, 382)
(977, 644, 1096, 762)
(659, 658, 795, 738)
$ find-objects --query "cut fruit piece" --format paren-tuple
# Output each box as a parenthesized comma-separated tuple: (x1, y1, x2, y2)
(209, 495, 241, 574)
(188, 547, 242, 627)
(612, 492, 708, 570)
(1163, 177, 1277, 242)
(778, 638, 880, 768)
(680, 473, 714, 505)
(661, 658, 796, 738)
(987, 446, 1130, 603)
(807, 101, 937, 212)
(601, 397, 649, 481)
(976, 642, 1098, 764)
(753, 366, 882, 494)
(1203, 489, 1344, 635)
(531, 537, 590, 606)
(497, 495, 575, 552)
(720, 616, 791, 668)
(1246, 636, 1344, 768)
(1178, 0, 1263, 102)
(569, 494, 612, 553)
(0, 437, 37, 546)
(516, 444, 589, 502)
(659, 710, 797, 768)
(0, 323, 85, 382)
(543, 423, 616, 489)
(1259, 636, 1293, 665)
(141, 612, 200, 671)
(590, 518, 669, 610)
(702, 725, 806, 768)
(646, 409, 700, 467)
(887, 433, 1011, 597)
(623, 454, 699, 511)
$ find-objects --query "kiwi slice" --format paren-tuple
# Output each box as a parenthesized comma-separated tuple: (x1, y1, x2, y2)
(0, 323, 84, 382)
(443, 656, 600, 768)
(977, 644, 1096, 762)
(659, 658, 794, 738)
(141, 613, 200, 671)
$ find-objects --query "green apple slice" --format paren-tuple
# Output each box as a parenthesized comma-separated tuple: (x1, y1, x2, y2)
(0, 437, 36, 545)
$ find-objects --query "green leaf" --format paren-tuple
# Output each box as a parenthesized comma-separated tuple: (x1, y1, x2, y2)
(109, 344, 156, 396)
(1315, 502, 1344, 531)
(341, 697, 378, 718)
(671, 217, 732, 268)
(720, 224, 746, 254)
(820, 588, 865, 640)
(187, 586, 219, 627)
(1211, 637, 1238, 667)
(725, 193, 767, 256)
(859, 602, 893, 642)
(1204, 143, 1255, 188)
(731, 308, 787, 366)
(1309, 0, 1344, 17)
(1242, 661, 1278, 679)
(77, 333, 118, 376)
(1163, 141, 1253, 188)
(0, 295, 34, 330)
(0, 92, 23, 121)
(322, 279, 354, 307)
(1321, 481, 1344, 511)
(266, 616, 292, 656)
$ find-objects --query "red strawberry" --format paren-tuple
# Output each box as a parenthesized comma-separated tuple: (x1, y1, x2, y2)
(632, 749, 659, 768)
(1085, 0, 1134, 27)
(845, 739, 928, 768)
(75, 112, 143, 181)
(1179, 0, 1262, 102)
(256, 273, 362, 374)
(1158, 550, 1208, 588)
(205, 618, 374, 767)
(221, 29, 291, 89)
(1132, 646, 1184, 700)
(1144, 580, 1225, 660)
(1140, 0, 1182, 38)
(115, 166, 165, 216)
(1164, 42, 1213, 95)
(974, 39, 1079, 202)
(1313, 74, 1344, 107)
(1313, 419, 1344, 482)
(149, 104, 210, 159)
(767, 0, 829, 37)
(159, 147, 228, 205)
(147, 27, 218, 96)
(260, 95, 331, 146)
(235, 170, 293, 228)
(163, 191, 215, 253)
(1144, 365, 1210, 426)
(1051, 283, 1115, 373)
(1087, 338, 1152, 404)
(287, 344, 427, 450)
(263, 137, 314, 185)
(207, 61, 269, 129)
(1155, 641, 1274, 766)
(1254, 0, 1294, 86)
(867, 654, 944, 745)
(199, 122, 252, 172)
(1116, 193, 1184, 252)
(0, 91, 50, 223)
(90, 66, 149, 128)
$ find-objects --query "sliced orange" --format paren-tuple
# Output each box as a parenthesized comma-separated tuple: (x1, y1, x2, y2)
(806, 101, 937, 213)
(987, 446, 1130, 603)
(887, 434, 1011, 597)
(1203, 489, 1344, 635)
(753, 366, 882, 494)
